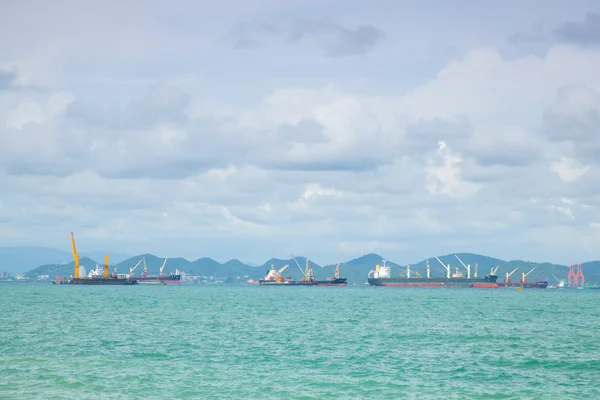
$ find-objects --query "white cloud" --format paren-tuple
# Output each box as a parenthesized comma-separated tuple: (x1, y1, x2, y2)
(302, 184, 342, 200)
(551, 157, 591, 182)
(425, 142, 481, 197)
(2, 4, 600, 265)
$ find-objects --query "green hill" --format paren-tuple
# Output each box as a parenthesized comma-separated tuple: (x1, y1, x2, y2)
(25, 257, 102, 279)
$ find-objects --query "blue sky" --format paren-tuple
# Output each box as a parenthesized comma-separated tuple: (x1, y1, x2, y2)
(1, 0, 600, 265)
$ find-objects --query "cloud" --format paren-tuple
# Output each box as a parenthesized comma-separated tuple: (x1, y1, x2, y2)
(0, 69, 17, 90)
(550, 157, 590, 182)
(3, 4, 600, 265)
(425, 141, 481, 198)
(554, 12, 600, 47)
(226, 18, 385, 57)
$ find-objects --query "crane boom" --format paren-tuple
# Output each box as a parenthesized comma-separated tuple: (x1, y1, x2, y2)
(522, 267, 536, 282)
(70, 232, 79, 279)
(454, 254, 471, 279)
(434, 255, 451, 279)
(129, 259, 143, 275)
(159, 257, 168, 276)
(505, 267, 519, 282)
(290, 253, 305, 275)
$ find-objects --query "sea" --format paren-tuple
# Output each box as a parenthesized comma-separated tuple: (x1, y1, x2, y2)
(1, 283, 598, 399)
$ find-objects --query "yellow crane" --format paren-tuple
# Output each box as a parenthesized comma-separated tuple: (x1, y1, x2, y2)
(504, 267, 519, 283)
(521, 267, 536, 283)
(276, 264, 289, 282)
(70, 232, 80, 279)
(104, 254, 109, 278)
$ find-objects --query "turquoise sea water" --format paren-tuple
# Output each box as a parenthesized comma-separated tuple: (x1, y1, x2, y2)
(1, 284, 599, 399)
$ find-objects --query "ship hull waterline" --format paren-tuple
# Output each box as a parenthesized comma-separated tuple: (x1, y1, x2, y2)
(368, 275, 498, 288)
(496, 281, 548, 289)
(54, 278, 138, 285)
(259, 278, 348, 286)
(129, 275, 182, 285)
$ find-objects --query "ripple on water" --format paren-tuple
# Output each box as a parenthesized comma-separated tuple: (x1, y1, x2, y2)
(1, 284, 600, 399)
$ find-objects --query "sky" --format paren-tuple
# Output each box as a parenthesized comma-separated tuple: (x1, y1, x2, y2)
(1, 0, 600, 265)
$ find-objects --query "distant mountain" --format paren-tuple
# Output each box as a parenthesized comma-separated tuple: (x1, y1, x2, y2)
(21, 250, 600, 285)
(26, 257, 101, 278)
(81, 251, 131, 265)
(581, 261, 600, 285)
(0, 247, 73, 274)
(0, 246, 132, 276)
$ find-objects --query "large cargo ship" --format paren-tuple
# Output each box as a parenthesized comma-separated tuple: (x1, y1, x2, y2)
(128, 257, 182, 285)
(367, 257, 498, 288)
(53, 233, 138, 285)
(495, 267, 548, 289)
(259, 258, 347, 286)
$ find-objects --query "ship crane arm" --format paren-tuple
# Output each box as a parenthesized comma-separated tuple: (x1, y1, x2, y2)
(277, 264, 289, 276)
(70, 232, 80, 279)
(290, 253, 306, 275)
(129, 259, 143, 275)
(434, 256, 451, 279)
(454, 254, 471, 279)
(505, 267, 519, 282)
(159, 257, 168, 275)
(521, 267, 536, 282)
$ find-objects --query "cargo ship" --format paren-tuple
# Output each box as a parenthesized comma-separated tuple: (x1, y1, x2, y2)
(496, 267, 548, 289)
(128, 257, 182, 285)
(367, 256, 499, 288)
(259, 257, 347, 286)
(314, 263, 347, 286)
(53, 233, 138, 285)
(258, 263, 301, 285)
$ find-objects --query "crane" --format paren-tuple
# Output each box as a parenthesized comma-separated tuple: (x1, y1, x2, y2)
(330, 264, 341, 280)
(159, 257, 168, 276)
(426, 258, 430, 278)
(505, 267, 519, 283)
(70, 232, 80, 279)
(454, 254, 471, 279)
(290, 253, 306, 276)
(129, 259, 143, 276)
(104, 254, 109, 278)
(434, 256, 451, 279)
(276, 264, 289, 282)
(521, 267, 536, 283)
(490, 266, 500, 276)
